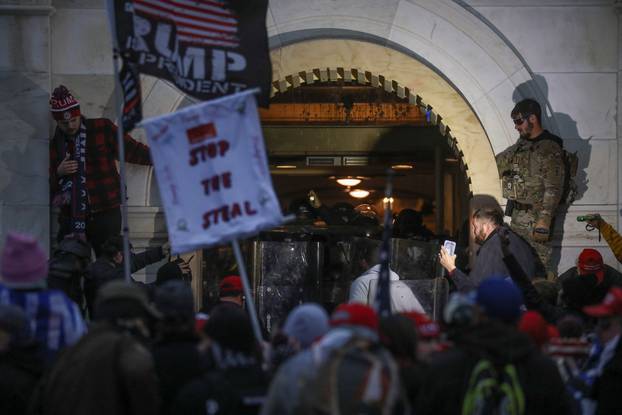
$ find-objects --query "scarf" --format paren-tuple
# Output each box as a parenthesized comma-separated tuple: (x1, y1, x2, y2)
(53, 120, 88, 239)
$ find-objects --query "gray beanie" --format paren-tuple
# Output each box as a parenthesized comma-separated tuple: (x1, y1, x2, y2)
(283, 303, 329, 348)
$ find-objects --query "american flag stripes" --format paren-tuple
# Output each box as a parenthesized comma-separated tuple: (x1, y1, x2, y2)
(107, 0, 271, 130)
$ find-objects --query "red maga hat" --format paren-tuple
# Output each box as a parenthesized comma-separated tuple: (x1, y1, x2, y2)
(219, 275, 242, 296)
(577, 249, 605, 284)
(583, 287, 622, 317)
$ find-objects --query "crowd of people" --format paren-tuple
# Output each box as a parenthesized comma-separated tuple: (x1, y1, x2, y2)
(0, 83, 617, 414)
(1, 211, 622, 414)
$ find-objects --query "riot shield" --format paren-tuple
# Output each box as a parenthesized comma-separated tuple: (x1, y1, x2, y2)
(390, 238, 441, 280)
(251, 234, 323, 333)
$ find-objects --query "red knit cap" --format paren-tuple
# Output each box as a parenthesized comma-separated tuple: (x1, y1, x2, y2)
(330, 303, 378, 332)
(50, 85, 80, 121)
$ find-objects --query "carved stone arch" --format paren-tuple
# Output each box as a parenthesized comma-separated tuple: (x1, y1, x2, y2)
(268, 66, 472, 195)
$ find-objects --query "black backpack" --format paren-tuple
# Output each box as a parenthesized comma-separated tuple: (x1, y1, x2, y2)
(461, 358, 526, 415)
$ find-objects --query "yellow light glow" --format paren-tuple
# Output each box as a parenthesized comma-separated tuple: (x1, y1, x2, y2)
(275, 165, 297, 169)
(349, 189, 370, 199)
(383, 197, 394, 204)
(391, 164, 413, 170)
(336, 178, 362, 187)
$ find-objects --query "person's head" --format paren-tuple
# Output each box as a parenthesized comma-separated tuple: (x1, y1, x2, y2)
(518, 311, 550, 348)
(475, 277, 524, 325)
(282, 303, 330, 350)
(577, 249, 605, 284)
(532, 278, 559, 307)
(471, 206, 503, 245)
(154, 280, 195, 338)
(50, 85, 81, 136)
(218, 275, 244, 306)
(402, 311, 441, 360)
(288, 198, 315, 223)
(331, 303, 379, 334)
(203, 304, 260, 366)
(556, 314, 585, 338)
(0, 231, 48, 290)
(100, 236, 124, 264)
(155, 260, 186, 286)
(48, 237, 92, 281)
(583, 287, 622, 344)
(331, 202, 356, 224)
(511, 98, 542, 139)
(379, 314, 418, 364)
(0, 304, 33, 352)
(395, 208, 424, 237)
(94, 280, 162, 339)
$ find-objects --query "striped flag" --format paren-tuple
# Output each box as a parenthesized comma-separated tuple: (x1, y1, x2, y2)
(132, 0, 241, 47)
(106, 0, 271, 130)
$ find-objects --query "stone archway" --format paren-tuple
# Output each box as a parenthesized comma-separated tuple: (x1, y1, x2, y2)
(266, 65, 472, 194)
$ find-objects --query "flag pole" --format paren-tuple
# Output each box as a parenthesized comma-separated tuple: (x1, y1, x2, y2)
(374, 168, 395, 318)
(112, 51, 132, 283)
(231, 239, 264, 344)
(106, 0, 131, 282)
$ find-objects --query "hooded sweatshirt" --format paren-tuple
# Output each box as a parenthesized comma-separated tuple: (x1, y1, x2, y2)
(415, 320, 573, 415)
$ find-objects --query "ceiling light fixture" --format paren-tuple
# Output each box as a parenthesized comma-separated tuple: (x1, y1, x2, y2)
(336, 177, 362, 187)
(275, 165, 297, 169)
(349, 189, 370, 199)
(391, 164, 413, 170)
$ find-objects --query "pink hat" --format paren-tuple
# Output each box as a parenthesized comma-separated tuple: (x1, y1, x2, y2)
(50, 85, 80, 121)
(1, 232, 48, 289)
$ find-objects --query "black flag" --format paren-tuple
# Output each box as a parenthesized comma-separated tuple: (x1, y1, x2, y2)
(107, 0, 272, 131)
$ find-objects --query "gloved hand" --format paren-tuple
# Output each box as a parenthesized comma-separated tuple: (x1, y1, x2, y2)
(532, 227, 550, 243)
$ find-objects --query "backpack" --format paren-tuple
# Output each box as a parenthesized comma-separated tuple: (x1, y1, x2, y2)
(298, 336, 405, 415)
(461, 358, 525, 415)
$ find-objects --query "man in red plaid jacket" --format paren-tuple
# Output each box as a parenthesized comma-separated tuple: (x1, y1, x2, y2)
(49, 85, 152, 256)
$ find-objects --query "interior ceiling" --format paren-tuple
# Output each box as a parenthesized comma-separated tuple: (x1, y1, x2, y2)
(260, 82, 457, 212)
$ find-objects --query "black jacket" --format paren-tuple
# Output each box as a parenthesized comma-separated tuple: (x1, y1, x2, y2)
(85, 247, 164, 315)
(415, 321, 573, 415)
(451, 225, 539, 292)
(593, 337, 622, 414)
(0, 345, 44, 415)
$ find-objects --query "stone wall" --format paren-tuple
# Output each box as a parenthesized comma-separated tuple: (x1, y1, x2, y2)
(0, 0, 619, 275)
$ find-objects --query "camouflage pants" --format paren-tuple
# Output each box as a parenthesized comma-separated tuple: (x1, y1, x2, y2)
(510, 208, 552, 275)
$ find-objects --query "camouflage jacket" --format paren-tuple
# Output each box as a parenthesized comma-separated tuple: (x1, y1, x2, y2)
(496, 130, 565, 228)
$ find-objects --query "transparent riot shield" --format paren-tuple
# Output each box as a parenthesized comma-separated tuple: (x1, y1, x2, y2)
(251, 235, 323, 334)
(390, 238, 441, 280)
(399, 278, 449, 320)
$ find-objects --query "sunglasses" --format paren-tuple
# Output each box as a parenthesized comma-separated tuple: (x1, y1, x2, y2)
(512, 114, 531, 125)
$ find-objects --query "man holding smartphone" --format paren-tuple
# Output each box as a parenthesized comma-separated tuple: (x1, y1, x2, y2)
(49, 85, 152, 256)
(439, 206, 539, 291)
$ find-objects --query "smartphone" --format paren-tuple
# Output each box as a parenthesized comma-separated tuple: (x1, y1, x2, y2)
(443, 240, 456, 257)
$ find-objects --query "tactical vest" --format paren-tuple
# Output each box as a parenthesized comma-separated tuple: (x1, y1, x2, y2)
(501, 139, 546, 205)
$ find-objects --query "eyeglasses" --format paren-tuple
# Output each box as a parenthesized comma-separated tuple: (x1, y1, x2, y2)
(512, 114, 531, 125)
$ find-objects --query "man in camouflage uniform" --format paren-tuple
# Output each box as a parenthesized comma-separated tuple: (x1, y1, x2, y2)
(496, 99, 565, 275)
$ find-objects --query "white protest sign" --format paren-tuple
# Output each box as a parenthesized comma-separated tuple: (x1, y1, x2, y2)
(143, 89, 284, 254)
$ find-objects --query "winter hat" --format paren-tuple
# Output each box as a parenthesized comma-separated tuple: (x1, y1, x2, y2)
(518, 311, 549, 347)
(219, 275, 242, 296)
(0, 303, 33, 347)
(583, 287, 622, 317)
(0, 232, 48, 289)
(49, 85, 80, 121)
(475, 277, 524, 324)
(577, 249, 605, 284)
(94, 280, 162, 320)
(283, 303, 330, 348)
(330, 303, 378, 332)
(402, 311, 440, 339)
(154, 280, 194, 321)
(155, 261, 185, 286)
